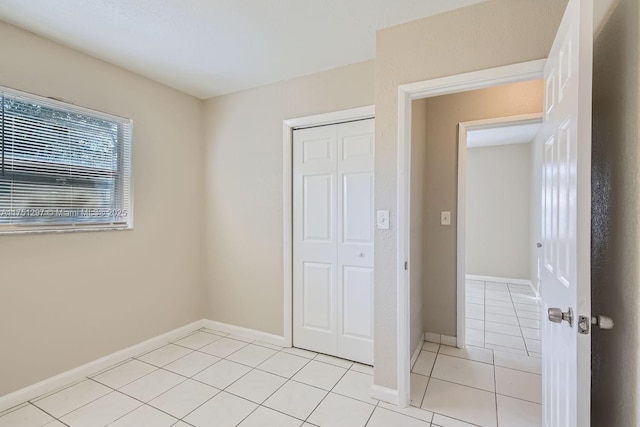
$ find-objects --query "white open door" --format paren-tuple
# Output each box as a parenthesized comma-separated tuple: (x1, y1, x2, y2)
(539, 0, 592, 426)
(293, 119, 374, 365)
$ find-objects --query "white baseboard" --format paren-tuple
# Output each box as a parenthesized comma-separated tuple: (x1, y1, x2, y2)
(0, 319, 206, 413)
(370, 384, 399, 405)
(202, 320, 286, 347)
(466, 274, 535, 290)
(424, 332, 457, 347)
(410, 334, 425, 370)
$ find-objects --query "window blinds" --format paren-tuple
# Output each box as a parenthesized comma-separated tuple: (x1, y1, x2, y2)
(0, 88, 133, 233)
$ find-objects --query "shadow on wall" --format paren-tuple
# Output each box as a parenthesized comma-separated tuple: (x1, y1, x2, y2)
(591, 0, 639, 425)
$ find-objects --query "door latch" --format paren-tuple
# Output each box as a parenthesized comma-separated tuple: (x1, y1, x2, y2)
(577, 315, 590, 334)
(575, 314, 614, 335)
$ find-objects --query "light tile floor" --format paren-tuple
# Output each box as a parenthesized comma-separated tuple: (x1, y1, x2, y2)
(411, 341, 542, 427)
(2, 282, 543, 427)
(1, 328, 464, 427)
(464, 280, 542, 358)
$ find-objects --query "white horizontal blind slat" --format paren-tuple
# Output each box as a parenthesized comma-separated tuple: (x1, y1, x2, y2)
(0, 89, 133, 232)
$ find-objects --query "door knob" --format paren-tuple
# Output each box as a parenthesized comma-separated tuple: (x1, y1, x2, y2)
(537, 242, 543, 248)
(548, 307, 573, 326)
(358, 252, 365, 257)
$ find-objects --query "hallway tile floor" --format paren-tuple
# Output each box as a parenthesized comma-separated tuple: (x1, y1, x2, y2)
(411, 340, 542, 427)
(464, 280, 542, 358)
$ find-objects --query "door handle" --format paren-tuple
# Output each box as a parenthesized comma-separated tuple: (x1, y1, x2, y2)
(548, 307, 573, 326)
(537, 242, 543, 248)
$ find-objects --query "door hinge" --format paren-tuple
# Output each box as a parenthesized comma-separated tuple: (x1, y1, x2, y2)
(404, 261, 408, 271)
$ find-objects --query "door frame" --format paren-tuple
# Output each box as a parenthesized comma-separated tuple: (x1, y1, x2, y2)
(396, 60, 545, 407)
(282, 105, 375, 348)
(457, 112, 543, 348)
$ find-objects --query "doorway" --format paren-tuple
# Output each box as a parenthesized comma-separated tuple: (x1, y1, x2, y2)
(405, 82, 546, 425)
(282, 106, 375, 366)
(459, 114, 543, 356)
(399, 3, 593, 422)
(395, 57, 549, 409)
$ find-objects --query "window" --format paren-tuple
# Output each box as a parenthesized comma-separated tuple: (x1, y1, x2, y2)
(0, 87, 133, 234)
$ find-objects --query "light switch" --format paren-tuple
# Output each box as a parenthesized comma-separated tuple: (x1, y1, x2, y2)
(441, 211, 451, 225)
(376, 210, 390, 230)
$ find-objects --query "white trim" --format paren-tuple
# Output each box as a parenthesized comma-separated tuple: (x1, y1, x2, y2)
(456, 113, 543, 352)
(282, 120, 294, 348)
(441, 335, 457, 348)
(370, 384, 399, 405)
(465, 274, 537, 293)
(396, 59, 545, 408)
(410, 334, 425, 370)
(424, 332, 441, 344)
(284, 105, 375, 129)
(423, 332, 457, 347)
(282, 105, 375, 350)
(456, 122, 467, 351)
(396, 87, 412, 408)
(202, 320, 286, 347)
(0, 319, 206, 413)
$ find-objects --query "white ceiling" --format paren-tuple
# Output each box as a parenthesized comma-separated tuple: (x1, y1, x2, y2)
(0, 0, 483, 99)
(467, 122, 541, 148)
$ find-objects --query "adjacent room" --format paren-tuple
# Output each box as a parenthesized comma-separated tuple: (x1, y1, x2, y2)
(407, 81, 544, 426)
(0, 0, 637, 426)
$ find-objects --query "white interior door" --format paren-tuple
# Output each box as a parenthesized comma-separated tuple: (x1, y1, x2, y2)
(293, 119, 374, 365)
(539, 1, 592, 426)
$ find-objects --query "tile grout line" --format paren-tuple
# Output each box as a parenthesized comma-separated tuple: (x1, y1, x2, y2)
(301, 362, 353, 424)
(84, 376, 183, 424)
(176, 343, 315, 424)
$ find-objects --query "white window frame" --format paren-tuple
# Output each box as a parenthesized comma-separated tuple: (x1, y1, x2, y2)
(0, 86, 134, 235)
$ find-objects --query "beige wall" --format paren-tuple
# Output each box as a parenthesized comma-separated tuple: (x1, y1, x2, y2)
(409, 99, 428, 355)
(591, 0, 640, 424)
(466, 142, 532, 279)
(0, 21, 204, 395)
(374, 0, 566, 389)
(420, 82, 542, 337)
(202, 61, 374, 335)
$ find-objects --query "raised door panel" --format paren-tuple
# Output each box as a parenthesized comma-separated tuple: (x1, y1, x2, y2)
(303, 175, 333, 241)
(342, 266, 374, 339)
(302, 262, 333, 331)
(343, 172, 374, 245)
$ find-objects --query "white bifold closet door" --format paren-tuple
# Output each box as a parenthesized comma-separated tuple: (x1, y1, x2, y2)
(293, 119, 374, 365)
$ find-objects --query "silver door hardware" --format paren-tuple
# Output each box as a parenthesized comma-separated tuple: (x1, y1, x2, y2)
(578, 315, 590, 334)
(548, 307, 573, 326)
(537, 242, 543, 248)
(404, 261, 408, 270)
(592, 315, 614, 330)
